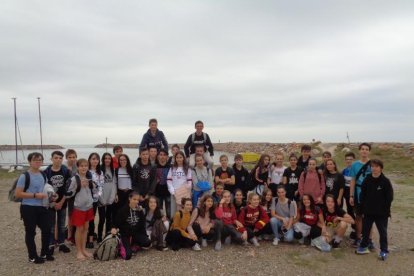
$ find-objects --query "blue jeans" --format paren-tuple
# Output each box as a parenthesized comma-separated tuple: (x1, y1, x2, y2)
(270, 217, 294, 242)
(49, 208, 66, 245)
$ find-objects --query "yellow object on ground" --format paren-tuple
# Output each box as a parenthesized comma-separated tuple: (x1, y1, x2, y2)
(240, 152, 260, 163)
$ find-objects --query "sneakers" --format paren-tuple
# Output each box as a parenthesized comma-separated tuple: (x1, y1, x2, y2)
(201, 239, 208, 247)
(250, 237, 260, 247)
(86, 242, 94, 249)
(378, 251, 388, 261)
(214, 241, 222, 251)
(355, 247, 370, 255)
(332, 241, 341, 249)
(40, 254, 55, 261)
(59, 244, 71, 253)
(224, 236, 231, 245)
(272, 238, 279, 246)
(192, 243, 201, 251)
(156, 245, 169, 251)
(242, 240, 249, 246)
(298, 237, 305, 245)
(29, 257, 45, 264)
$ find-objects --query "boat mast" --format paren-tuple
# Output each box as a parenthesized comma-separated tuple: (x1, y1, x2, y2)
(12, 97, 18, 166)
(37, 97, 44, 155)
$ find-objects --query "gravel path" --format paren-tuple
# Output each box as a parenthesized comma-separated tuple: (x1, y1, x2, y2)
(1, 178, 413, 276)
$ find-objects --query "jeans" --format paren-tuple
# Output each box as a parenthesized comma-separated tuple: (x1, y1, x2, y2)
(49, 208, 66, 245)
(21, 205, 51, 259)
(360, 215, 389, 252)
(270, 217, 294, 242)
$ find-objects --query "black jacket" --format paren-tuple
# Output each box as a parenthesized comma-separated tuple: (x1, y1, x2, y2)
(360, 173, 393, 217)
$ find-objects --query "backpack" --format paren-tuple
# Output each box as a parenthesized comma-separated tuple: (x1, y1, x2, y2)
(191, 132, 207, 144)
(94, 233, 120, 261)
(8, 171, 47, 202)
(193, 168, 211, 192)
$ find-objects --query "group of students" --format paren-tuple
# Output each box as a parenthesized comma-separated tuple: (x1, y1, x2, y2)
(14, 119, 394, 264)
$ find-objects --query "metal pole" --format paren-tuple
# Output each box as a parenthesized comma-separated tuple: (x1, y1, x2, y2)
(12, 98, 18, 166)
(105, 137, 108, 153)
(37, 97, 44, 155)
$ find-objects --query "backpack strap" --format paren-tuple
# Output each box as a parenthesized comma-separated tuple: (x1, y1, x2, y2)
(355, 161, 371, 187)
(275, 197, 291, 211)
(191, 133, 195, 143)
(74, 174, 94, 198)
(23, 171, 31, 193)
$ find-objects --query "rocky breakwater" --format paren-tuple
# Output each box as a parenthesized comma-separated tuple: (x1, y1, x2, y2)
(0, 144, 64, 150)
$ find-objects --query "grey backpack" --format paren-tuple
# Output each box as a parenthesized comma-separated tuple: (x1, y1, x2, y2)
(94, 233, 120, 261)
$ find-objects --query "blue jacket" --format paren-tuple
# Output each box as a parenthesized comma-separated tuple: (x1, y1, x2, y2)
(140, 129, 169, 151)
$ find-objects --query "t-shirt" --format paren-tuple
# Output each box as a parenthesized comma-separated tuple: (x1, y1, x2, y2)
(46, 167, 68, 207)
(283, 167, 303, 200)
(215, 167, 235, 192)
(342, 167, 352, 187)
(268, 165, 286, 184)
(323, 208, 346, 228)
(324, 172, 345, 200)
(117, 167, 132, 190)
(297, 156, 311, 171)
(301, 207, 321, 226)
(270, 198, 296, 218)
(16, 171, 46, 207)
(350, 160, 371, 203)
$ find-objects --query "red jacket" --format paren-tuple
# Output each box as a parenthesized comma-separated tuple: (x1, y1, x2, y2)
(238, 205, 269, 231)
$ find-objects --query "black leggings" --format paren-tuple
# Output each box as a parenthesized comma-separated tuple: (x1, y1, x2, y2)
(88, 202, 98, 238)
(166, 229, 196, 251)
(222, 224, 244, 244)
(246, 223, 272, 238)
(192, 220, 223, 242)
(97, 204, 115, 239)
(121, 232, 151, 260)
(310, 225, 322, 239)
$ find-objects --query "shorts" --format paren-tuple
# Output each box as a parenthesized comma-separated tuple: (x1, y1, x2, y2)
(71, 208, 94, 227)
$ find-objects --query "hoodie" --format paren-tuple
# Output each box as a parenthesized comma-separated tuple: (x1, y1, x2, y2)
(132, 158, 157, 197)
(360, 173, 393, 217)
(66, 174, 97, 211)
(140, 129, 169, 152)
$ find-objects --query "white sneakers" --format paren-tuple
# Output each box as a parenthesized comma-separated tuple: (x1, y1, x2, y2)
(273, 238, 279, 246)
(192, 243, 201, 251)
(201, 239, 208, 247)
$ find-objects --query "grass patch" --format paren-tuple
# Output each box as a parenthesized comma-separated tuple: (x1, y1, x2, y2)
(0, 169, 20, 180)
(287, 251, 317, 269)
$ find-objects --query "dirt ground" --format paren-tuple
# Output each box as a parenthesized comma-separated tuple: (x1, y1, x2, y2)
(1, 177, 413, 276)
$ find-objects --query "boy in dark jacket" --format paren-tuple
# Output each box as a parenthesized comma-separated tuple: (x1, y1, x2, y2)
(132, 148, 157, 200)
(356, 159, 393, 261)
(232, 154, 251, 198)
(140, 118, 169, 152)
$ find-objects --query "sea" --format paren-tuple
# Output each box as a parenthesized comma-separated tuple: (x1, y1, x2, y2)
(0, 145, 233, 168)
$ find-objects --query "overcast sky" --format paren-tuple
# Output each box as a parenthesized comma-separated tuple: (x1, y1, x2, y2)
(1, 0, 413, 145)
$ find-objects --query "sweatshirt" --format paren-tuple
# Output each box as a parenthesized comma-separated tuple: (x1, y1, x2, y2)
(187, 207, 215, 236)
(215, 205, 237, 226)
(167, 167, 192, 195)
(140, 129, 169, 152)
(99, 168, 117, 205)
(238, 205, 269, 230)
(132, 158, 157, 197)
(113, 205, 146, 237)
(298, 170, 325, 203)
(171, 210, 192, 238)
(192, 166, 213, 192)
(184, 132, 214, 157)
(66, 174, 97, 211)
(360, 173, 393, 217)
